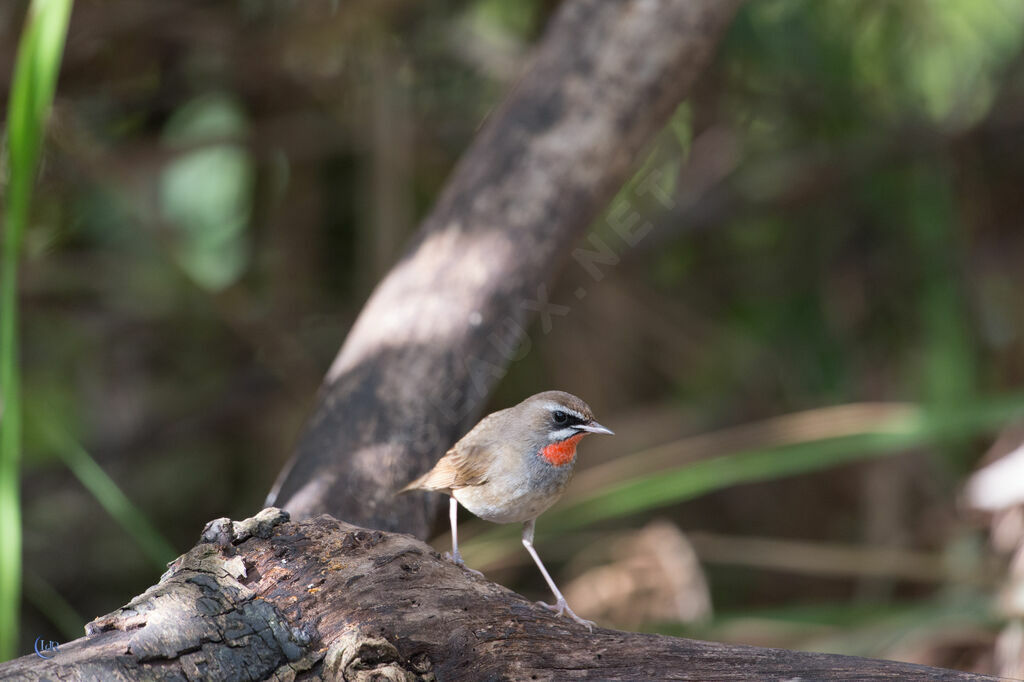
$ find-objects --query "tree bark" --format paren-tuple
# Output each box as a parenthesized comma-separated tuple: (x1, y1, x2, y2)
(0, 510, 996, 681)
(265, 0, 745, 538)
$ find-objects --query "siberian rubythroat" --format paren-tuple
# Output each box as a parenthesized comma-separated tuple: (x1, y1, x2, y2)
(400, 390, 613, 629)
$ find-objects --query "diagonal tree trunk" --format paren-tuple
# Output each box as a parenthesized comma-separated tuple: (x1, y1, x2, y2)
(266, 0, 745, 538)
(0, 510, 995, 680)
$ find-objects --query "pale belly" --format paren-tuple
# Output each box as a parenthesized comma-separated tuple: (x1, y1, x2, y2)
(453, 479, 566, 524)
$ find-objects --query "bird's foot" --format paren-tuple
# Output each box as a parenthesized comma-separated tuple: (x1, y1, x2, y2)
(444, 551, 484, 578)
(538, 598, 595, 631)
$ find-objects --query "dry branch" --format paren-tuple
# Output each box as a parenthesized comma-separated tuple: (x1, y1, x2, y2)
(0, 510, 996, 681)
(266, 0, 745, 537)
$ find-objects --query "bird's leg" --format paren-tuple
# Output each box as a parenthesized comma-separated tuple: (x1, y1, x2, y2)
(521, 520, 595, 631)
(445, 496, 483, 577)
(446, 496, 464, 564)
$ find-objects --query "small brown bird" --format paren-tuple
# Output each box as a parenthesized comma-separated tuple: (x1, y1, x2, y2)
(400, 390, 613, 629)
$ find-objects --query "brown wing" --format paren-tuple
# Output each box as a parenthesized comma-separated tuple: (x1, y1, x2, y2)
(398, 443, 490, 494)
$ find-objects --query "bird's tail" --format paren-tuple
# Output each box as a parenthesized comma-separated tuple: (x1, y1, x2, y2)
(395, 471, 430, 496)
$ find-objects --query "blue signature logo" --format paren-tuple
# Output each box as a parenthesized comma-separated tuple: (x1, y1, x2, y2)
(34, 637, 60, 659)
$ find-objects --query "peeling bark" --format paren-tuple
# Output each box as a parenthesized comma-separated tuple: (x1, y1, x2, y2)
(0, 510, 995, 680)
(265, 0, 746, 537)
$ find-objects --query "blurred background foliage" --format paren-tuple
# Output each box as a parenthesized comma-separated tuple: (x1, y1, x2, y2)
(4, 0, 1024, 673)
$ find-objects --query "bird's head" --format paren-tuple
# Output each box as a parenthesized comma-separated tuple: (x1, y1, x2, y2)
(517, 390, 613, 467)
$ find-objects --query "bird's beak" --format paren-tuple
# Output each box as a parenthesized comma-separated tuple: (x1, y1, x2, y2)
(579, 421, 614, 435)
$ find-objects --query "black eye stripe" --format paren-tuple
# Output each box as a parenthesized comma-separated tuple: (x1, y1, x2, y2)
(551, 410, 585, 427)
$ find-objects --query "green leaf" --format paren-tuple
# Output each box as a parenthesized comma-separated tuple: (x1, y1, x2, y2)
(0, 0, 73, 662)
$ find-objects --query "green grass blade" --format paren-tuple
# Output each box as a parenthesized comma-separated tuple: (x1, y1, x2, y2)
(464, 396, 1024, 559)
(549, 395, 1024, 532)
(0, 0, 73, 661)
(36, 420, 177, 570)
(22, 572, 83, 642)
(555, 431, 911, 530)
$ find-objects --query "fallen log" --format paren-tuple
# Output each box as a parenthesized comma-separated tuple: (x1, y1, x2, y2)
(0, 509, 995, 680)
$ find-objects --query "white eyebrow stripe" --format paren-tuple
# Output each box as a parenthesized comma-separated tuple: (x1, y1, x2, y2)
(542, 402, 586, 421)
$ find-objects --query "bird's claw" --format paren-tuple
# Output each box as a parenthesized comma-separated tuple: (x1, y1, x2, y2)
(538, 598, 595, 631)
(444, 552, 484, 578)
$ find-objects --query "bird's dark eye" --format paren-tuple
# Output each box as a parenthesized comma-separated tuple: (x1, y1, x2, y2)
(552, 410, 568, 425)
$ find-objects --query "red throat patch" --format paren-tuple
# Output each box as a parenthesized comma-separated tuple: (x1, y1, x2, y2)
(541, 433, 586, 467)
